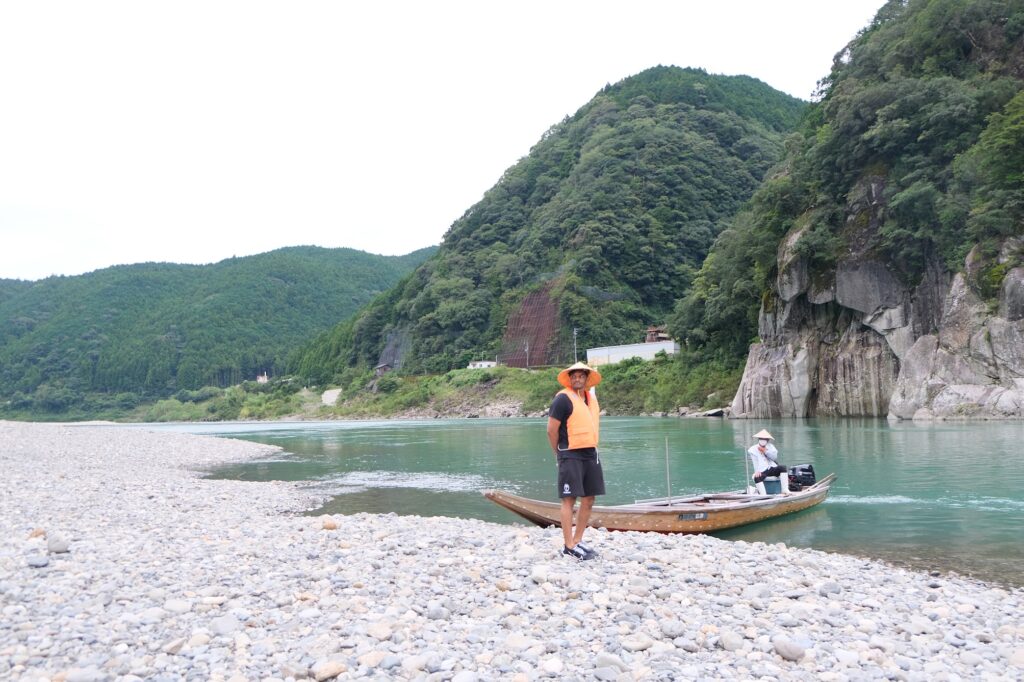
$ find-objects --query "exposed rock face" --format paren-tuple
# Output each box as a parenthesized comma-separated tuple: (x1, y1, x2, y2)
(731, 293, 901, 418)
(889, 265, 1024, 420)
(731, 235, 1024, 420)
(1001, 267, 1024, 321)
(815, 318, 899, 417)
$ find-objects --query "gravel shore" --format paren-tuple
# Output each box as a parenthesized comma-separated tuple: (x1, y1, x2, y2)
(2, 421, 1023, 681)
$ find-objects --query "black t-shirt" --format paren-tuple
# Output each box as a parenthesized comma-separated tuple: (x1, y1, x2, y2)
(549, 392, 598, 460)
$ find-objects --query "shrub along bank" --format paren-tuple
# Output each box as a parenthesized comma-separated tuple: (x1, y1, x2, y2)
(130, 380, 315, 422)
(2, 353, 741, 422)
(320, 352, 743, 419)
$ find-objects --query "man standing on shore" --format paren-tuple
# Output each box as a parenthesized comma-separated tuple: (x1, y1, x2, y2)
(547, 361, 605, 560)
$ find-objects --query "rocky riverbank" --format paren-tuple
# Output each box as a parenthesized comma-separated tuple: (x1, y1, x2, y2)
(2, 421, 1023, 681)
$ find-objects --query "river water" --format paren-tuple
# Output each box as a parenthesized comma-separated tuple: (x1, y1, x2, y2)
(149, 417, 1024, 588)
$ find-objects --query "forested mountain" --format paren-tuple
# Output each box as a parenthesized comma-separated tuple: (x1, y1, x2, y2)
(291, 66, 806, 384)
(670, 0, 1024, 359)
(0, 246, 433, 413)
(651, 0, 1024, 420)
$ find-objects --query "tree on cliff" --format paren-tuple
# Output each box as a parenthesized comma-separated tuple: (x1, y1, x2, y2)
(670, 0, 1024, 356)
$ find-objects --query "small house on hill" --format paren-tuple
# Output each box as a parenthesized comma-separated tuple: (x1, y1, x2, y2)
(645, 325, 671, 343)
(587, 326, 679, 367)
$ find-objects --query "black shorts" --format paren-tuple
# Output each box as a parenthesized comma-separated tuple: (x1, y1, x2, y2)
(557, 456, 605, 498)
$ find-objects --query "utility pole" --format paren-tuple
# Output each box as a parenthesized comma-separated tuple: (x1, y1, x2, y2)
(573, 328, 578, 362)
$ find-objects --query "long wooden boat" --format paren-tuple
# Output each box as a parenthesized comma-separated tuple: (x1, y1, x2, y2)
(483, 473, 836, 534)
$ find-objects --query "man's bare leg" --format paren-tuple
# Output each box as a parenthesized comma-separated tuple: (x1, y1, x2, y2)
(572, 496, 595, 545)
(560, 496, 576, 547)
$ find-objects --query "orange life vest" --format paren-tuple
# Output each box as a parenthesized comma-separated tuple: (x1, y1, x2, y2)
(557, 387, 600, 450)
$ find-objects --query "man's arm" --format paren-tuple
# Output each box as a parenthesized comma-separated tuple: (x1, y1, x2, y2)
(547, 417, 560, 457)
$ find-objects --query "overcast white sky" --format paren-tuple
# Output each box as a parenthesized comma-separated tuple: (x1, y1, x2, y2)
(0, 1, 886, 281)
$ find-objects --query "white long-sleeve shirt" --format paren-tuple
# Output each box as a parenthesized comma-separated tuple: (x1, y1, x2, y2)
(747, 442, 779, 473)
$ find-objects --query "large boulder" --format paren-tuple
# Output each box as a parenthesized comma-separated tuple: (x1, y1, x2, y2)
(887, 335, 939, 420)
(835, 260, 904, 315)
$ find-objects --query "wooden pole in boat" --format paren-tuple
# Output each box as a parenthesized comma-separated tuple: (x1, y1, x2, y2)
(744, 447, 750, 494)
(665, 437, 672, 505)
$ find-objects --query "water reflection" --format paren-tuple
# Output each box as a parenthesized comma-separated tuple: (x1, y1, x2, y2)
(719, 505, 834, 547)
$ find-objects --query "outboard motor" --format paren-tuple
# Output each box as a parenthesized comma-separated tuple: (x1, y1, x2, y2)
(788, 464, 816, 491)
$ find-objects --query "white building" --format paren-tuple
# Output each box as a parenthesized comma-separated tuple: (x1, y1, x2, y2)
(586, 340, 679, 367)
(467, 360, 498, 369)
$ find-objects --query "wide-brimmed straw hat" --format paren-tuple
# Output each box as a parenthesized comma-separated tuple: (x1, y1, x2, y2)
(557, 361, 602, 389)
(753, 429, 774, 440)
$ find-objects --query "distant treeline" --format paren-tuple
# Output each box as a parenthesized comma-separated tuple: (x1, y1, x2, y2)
(0, 246, 433, 417)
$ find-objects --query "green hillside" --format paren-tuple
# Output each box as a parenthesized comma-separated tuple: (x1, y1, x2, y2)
(670, 0, 1024, 356)
(291, 66, 806, 385)
(0, 246, 434, 416)
(0, 279, 31, 305)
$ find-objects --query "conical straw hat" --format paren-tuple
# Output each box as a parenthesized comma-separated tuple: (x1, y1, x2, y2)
(557, 361, 602, 389)
(753, 429, 774, 440)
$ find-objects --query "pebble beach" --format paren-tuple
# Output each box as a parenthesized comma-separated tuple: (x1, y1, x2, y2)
(2, 421, 1023, 681)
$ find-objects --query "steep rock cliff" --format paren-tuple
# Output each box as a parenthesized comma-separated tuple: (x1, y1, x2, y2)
(722, 0, 1024, 420)
(889, 241, 1024, 419)
(731, 238, 1024, 420)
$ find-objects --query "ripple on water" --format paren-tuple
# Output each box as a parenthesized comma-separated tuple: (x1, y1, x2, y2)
(828, 494, 1024, 513)
(311, 470, 511, 495)
(827, 495, 917, 505)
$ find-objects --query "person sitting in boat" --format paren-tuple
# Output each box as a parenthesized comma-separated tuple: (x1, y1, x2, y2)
(747, 429, 790, 495)
(547, 361, 605, 561)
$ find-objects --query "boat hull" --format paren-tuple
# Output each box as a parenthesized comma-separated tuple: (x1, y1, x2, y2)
(483, 474, 835, 534)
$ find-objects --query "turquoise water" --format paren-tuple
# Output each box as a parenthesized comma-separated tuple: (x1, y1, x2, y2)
(148, 417, 1024, 588)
